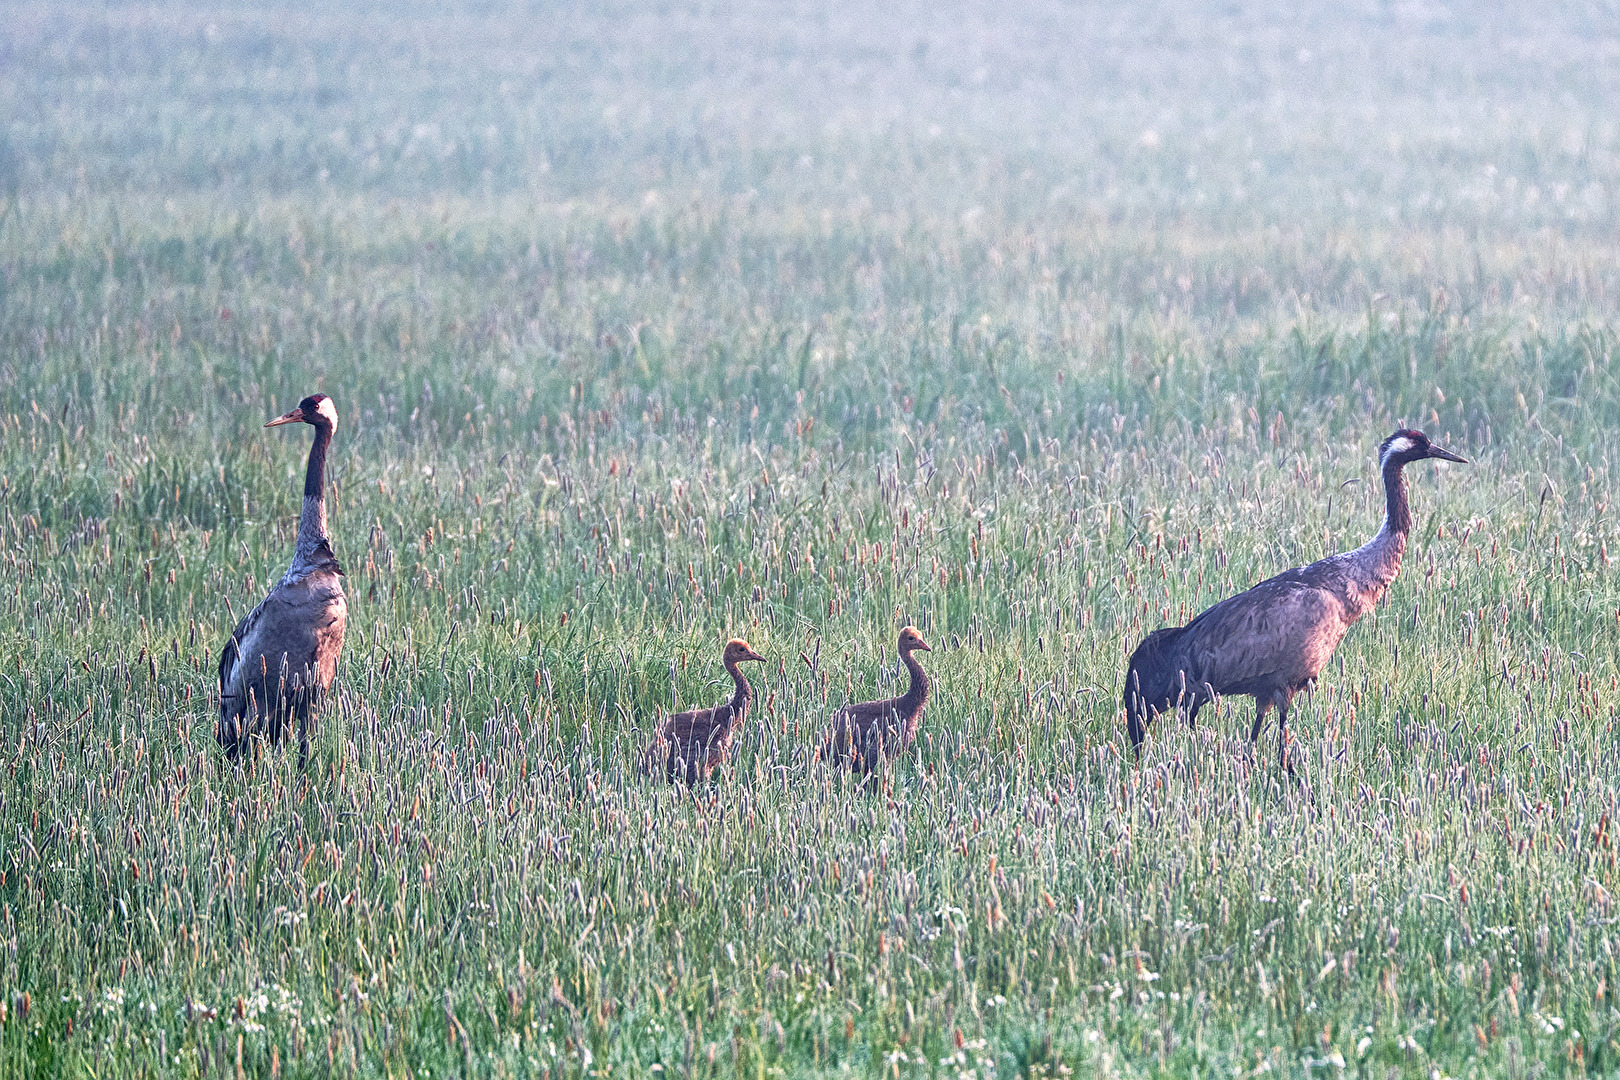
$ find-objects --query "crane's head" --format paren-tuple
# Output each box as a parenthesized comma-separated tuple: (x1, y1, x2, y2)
(897, 626, 932, 654)
(723, 639, 766, 665)
(1123, 626, 1187, 752)
(1379, 428, 1467, 468)
(266, 394, 339, 432)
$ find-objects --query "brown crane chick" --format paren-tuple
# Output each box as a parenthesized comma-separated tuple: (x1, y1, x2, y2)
(641, 638, 765, 784)
(218, 394, 348, 769)
(822, 626, 932, 776)
(1124, 428, 1467, 769)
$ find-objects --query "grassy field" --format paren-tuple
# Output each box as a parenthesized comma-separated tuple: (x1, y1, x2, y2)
(3, 1, 1620, 1076)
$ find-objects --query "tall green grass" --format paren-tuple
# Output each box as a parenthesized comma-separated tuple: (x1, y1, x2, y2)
(2, 2, 1619, 1076)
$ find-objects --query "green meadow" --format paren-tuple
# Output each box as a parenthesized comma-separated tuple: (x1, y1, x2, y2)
(1, 1, 1619, 1075)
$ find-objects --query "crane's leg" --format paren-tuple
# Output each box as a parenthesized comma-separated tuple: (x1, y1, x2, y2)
(1249, 698, 1271, 746)
(273, 659, 291, 749)
(1126, 707, 1145, 757)
(1195, 683, 1217, 728)
(296, 698, 311, 772)
(1275, 692, 1296, 774)
(866, 738, 890, 796)
(238, 687, 259, 760)
(218, 711, 239, 761)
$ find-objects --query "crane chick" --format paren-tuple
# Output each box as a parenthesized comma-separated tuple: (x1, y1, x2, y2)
(218, 395, 348, 768)
(821, 626, 932, 776)
(641, 639, 765, 784)
(1124, 428, 1467, 767)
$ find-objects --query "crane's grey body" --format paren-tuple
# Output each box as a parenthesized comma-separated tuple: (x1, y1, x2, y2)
(1126, 529, 1401, 726)
(1124, 429, 1466, 766)
(219, 395, 347, 767)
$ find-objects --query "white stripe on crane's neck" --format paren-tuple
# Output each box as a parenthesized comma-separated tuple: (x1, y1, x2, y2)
(314, 396, 339, 429)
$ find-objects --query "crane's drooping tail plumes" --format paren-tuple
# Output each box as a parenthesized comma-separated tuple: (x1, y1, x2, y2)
(218, 395, 348, 768)
(1122, 427, 1467, 767)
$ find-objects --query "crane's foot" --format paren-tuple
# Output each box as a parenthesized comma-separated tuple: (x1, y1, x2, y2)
(1277, 738, 1298, 777)
(1244, 724, 1267, 765)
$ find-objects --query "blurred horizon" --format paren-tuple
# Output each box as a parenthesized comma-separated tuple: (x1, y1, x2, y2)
(2, 0, 1617, 456)
(3, 0, 1617, 239)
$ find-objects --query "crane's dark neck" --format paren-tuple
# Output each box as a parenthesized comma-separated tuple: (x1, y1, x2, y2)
(899, 648, 930, 711)
(296, 421, 334, 563)
(724, 658, 754, 715)
(1381, 453, 1412, 538)
(1348, 451, 1414, 593)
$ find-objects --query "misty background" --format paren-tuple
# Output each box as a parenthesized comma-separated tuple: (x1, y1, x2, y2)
(4, 1, 1616, 239)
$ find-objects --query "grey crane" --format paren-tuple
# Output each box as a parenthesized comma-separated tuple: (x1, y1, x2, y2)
(1123, 428, 1467, 767)
(640, 638, 765, 784)
(820, 626, 932, 775)
(218, 394, 348, 768)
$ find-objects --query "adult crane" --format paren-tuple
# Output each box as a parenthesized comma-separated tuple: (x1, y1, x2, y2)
(1123, 428, 1467, 768)
(218, 394, 348, 768)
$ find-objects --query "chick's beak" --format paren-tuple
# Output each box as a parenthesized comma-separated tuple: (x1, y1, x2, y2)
(1427, 445, 1469, 464)
(264, 409, 304, 428)
(745, 648, 766, 663)
(913, 638, 932, 653)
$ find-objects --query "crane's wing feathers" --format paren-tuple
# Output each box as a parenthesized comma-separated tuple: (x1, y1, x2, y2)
(1183, 577, 1344, 694)
(837, 697, 904, 728)
(219, 574, 346, 713)
(217, 600, 268, 708)
(824, 693, 923, 772)
(659, 703, 735, 747)
(645, 700, 738, 783)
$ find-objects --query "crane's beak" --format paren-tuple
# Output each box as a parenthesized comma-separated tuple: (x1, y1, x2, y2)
(911, 637, 933, 653)
(265, 409, 304, 428)
(1427, 444, 1469, 464)
(743, 648, 766, 663)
